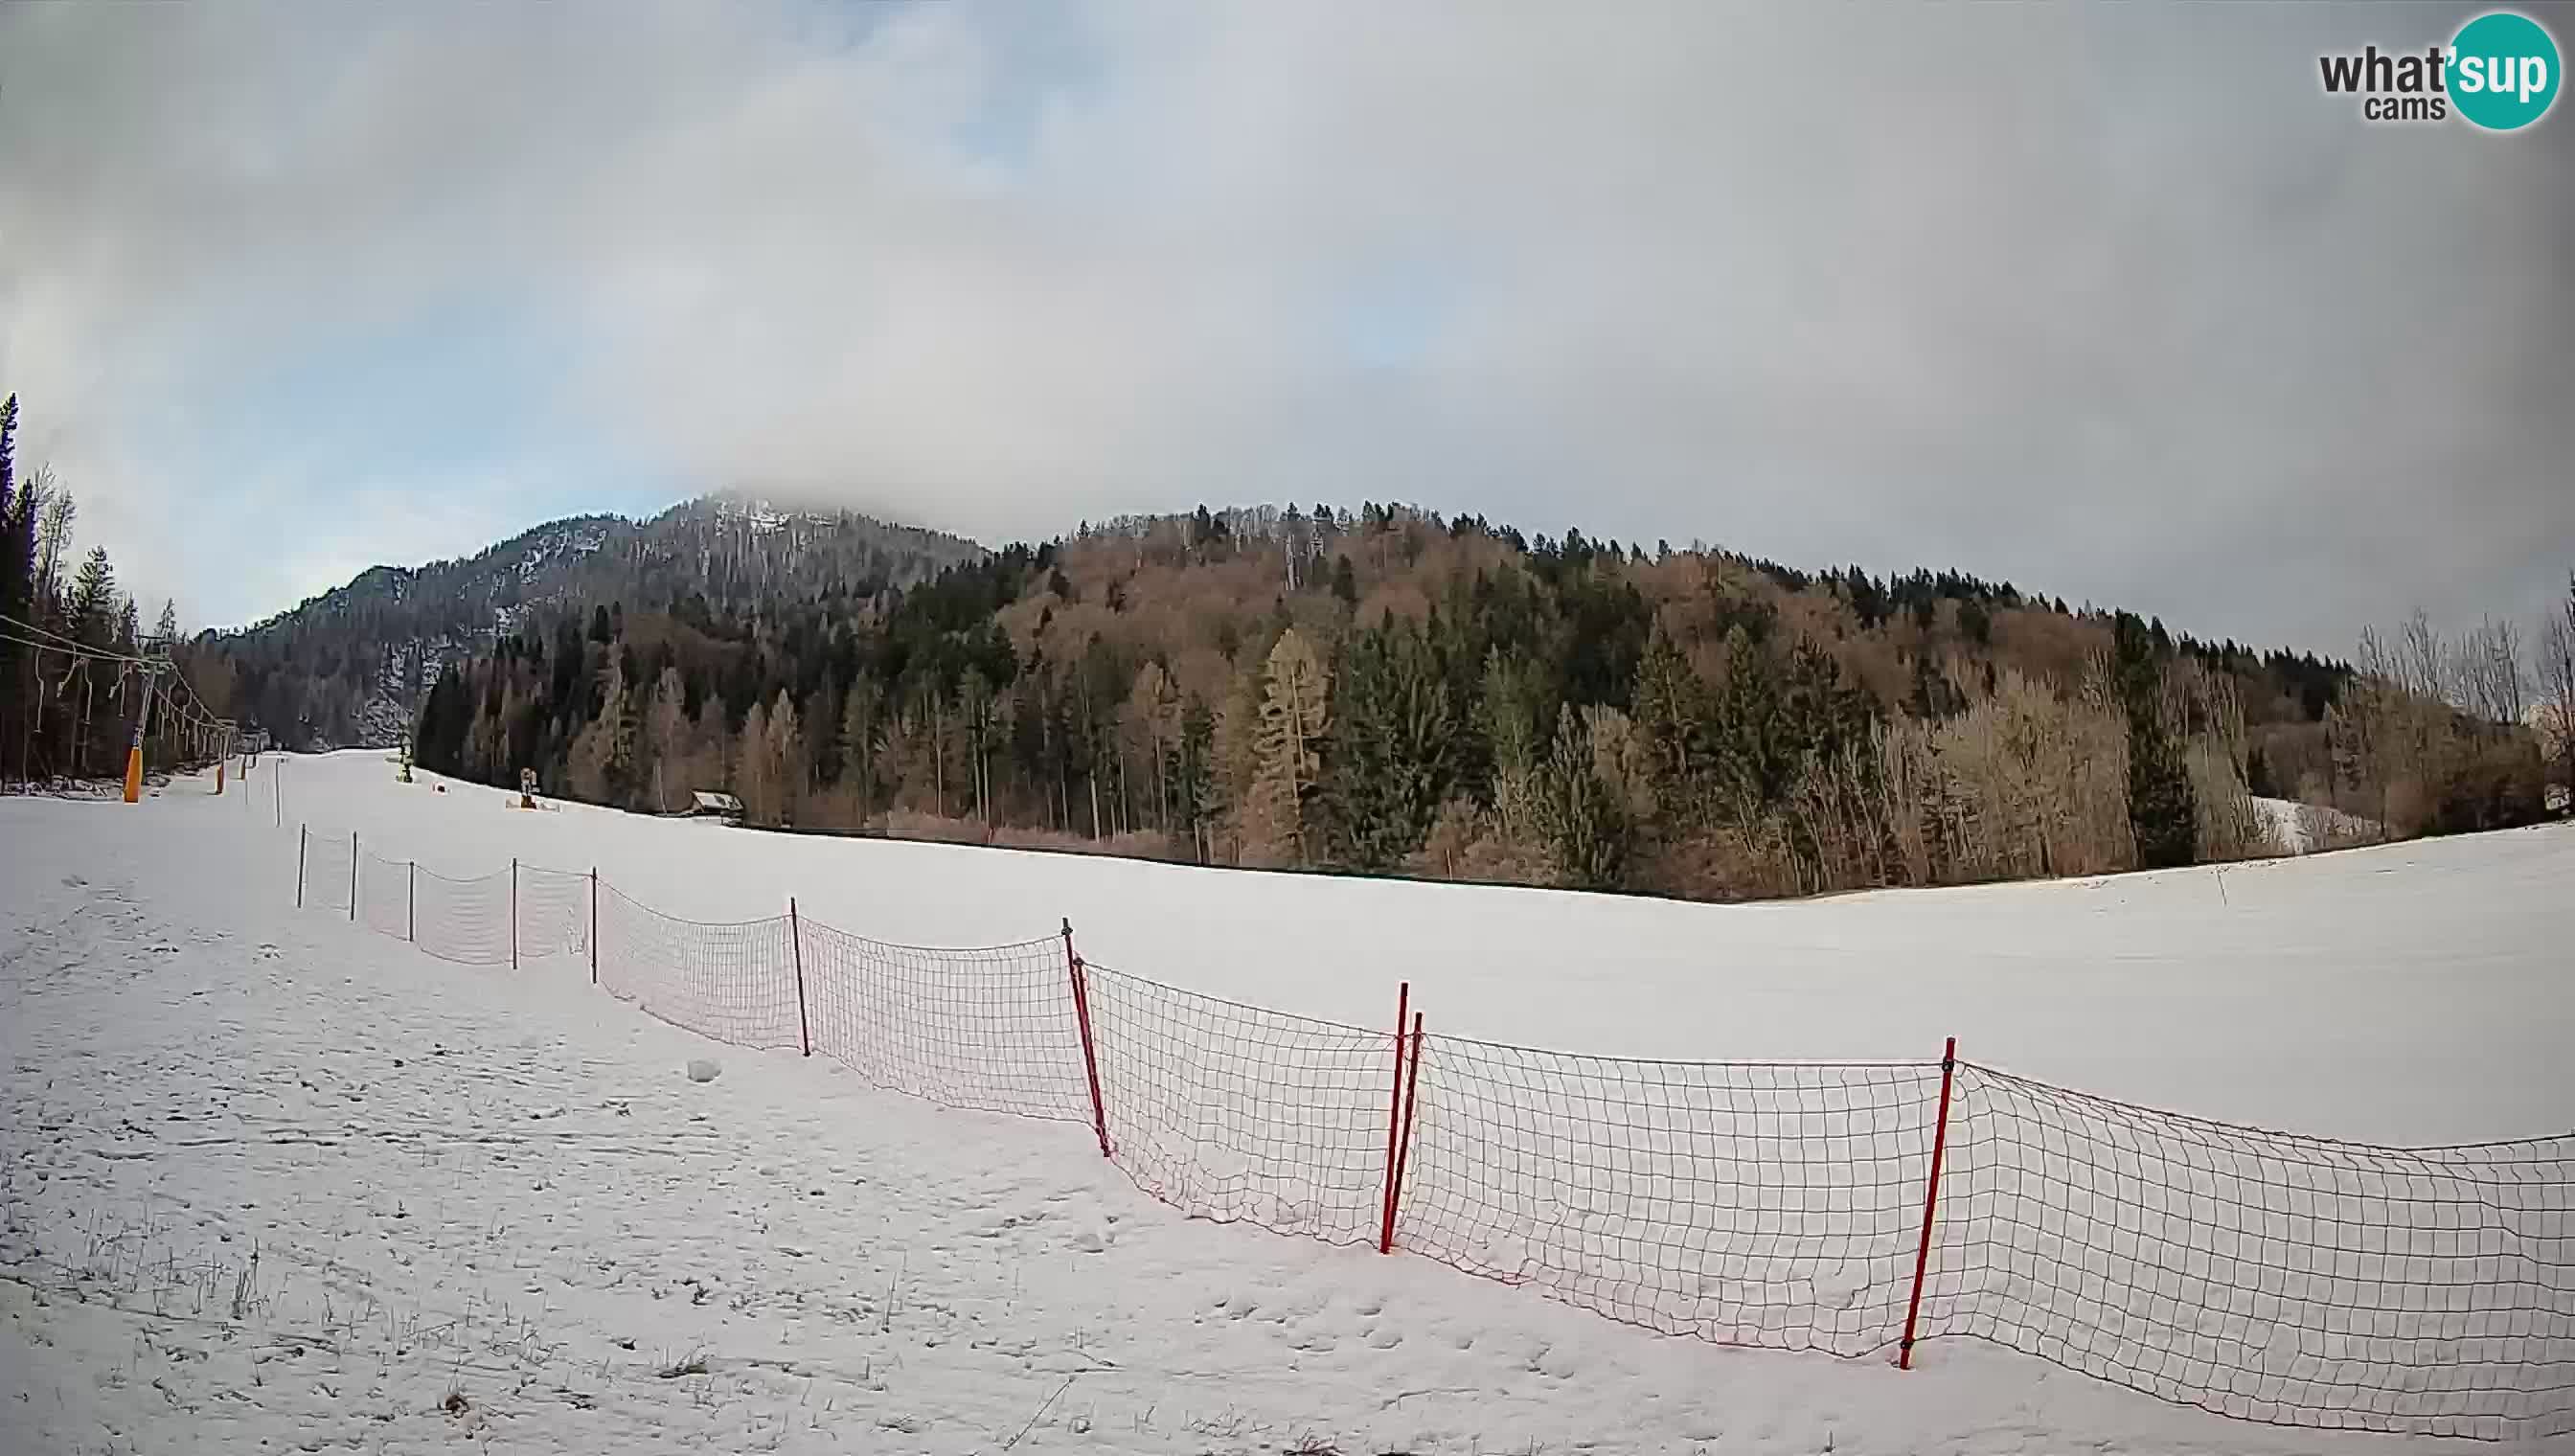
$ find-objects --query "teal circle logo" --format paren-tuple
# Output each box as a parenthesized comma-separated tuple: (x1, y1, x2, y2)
(2450, 11, 2560, 130)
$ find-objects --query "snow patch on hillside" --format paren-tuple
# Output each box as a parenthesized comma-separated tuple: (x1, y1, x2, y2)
(2249, 795, 2381, 855)
(513, 523, 609, 581)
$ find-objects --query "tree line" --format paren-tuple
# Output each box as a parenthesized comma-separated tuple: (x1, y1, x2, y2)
(404, 501, 2566, 900)
(0, 394, 205, 788)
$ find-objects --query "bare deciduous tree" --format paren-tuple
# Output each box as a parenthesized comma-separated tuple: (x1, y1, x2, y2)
(2456, 616, 2526, 725)
(2540, 574, 2575, 803)
(1250, 628, 1329, 866)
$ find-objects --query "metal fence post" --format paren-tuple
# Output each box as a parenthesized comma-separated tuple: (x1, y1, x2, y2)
(788, 898, 810, 1057)
(1384, 1010, 1425, 1255)
(1900, 1036, 1959, 1371)
(1379, 981, 1410, 1254)
(1062, 920, 1110, 1158)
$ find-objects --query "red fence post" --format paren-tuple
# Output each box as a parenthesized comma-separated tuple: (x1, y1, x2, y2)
(788, 897, 810, 1057)
(295, 824, 306, 908)
(1062, 920, 1110, 1158)
(1900, 1035, 1959, 1371)
(510, 857, 519, 970)
(1382, 1008, 1425, 1255)
(349, 830, 358, 921)
(589, 869, 599, 984)
(1378, 982, 1411, 1254)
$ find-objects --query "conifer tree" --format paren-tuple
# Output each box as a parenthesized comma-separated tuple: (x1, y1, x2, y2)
(1535, 704, 1628, 889)
(1175, 694, 1215, 859)
(1631, 627, 1703, 785)
(70, 547, 117, 649)
(2114, 611, 2198, 868)
(1712, 626, 1784, 817)
(1325, 621, 1454, 870)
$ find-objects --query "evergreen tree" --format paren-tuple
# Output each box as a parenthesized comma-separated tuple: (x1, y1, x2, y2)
(1908, 653, 1964, 720)
(1535, 704, 1628, 890)
(1331, 554, 1358, 611)
(839, 674, 885, 824)
(70, 547, 118, 648)
(1174, 694, 1215, 859)
(415, 664, 474, 774)
(1474, 646, 1552, 846)
(1324, 620, 1455, 871)
(155, 599, 178, 648)
(1630, 628, 1704, 786)
(1711, 626, 1785, 816)
(2114, 612, 2198, 868)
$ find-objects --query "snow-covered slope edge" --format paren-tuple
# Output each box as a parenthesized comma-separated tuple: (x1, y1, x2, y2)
(10, 772, 2553, 1454)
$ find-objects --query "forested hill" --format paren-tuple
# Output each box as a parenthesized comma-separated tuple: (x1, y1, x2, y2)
(400, 501, 2546, 904)
(198, 491, 983, 749)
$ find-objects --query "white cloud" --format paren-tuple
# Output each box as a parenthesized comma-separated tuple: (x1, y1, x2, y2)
(3, 1, 2567, 645)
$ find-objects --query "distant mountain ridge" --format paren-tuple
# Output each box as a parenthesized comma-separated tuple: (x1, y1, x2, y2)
(217, 490, 985, 748)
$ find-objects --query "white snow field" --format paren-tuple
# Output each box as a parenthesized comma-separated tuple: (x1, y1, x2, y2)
(2, 752, 2568, 1454)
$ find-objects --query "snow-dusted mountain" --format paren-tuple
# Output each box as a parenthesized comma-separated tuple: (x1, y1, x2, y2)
(216, 490, 984, 748)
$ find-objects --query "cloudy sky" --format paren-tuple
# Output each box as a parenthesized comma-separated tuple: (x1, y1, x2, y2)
(3, 2, 2568, 651)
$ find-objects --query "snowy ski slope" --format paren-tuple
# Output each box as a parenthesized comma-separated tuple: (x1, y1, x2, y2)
(3, 752, 2568, 1453)
(271, 751, 2565, 1143)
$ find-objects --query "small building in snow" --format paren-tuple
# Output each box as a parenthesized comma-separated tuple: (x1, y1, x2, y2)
(688, 790, 742, 819)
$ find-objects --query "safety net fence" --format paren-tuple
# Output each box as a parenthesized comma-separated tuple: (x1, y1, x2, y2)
(285, 821, 2569, 1442)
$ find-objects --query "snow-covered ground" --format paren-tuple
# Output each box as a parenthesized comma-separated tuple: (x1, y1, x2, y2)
(2249, 795, 2381, 857)
(3, 752, 2568, 1453)
(257, 752, 2567, 1144)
